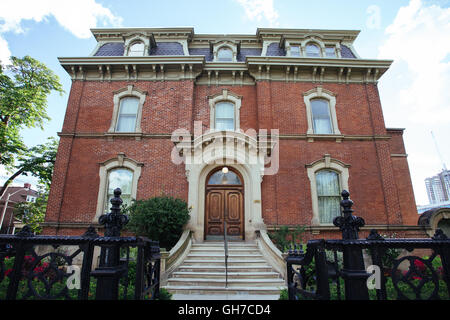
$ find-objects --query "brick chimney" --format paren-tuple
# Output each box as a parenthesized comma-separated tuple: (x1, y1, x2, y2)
(24, 183, 31, 189)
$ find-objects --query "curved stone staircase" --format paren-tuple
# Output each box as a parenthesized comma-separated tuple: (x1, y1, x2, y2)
(163, 241, 286, 300)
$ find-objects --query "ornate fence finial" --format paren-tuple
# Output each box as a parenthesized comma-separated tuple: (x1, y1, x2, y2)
(432, 228, 448, 240)
(98, 188, 129, 237)
(333, 190, 365, 240)
(15, 225, 34, 237)
(367, 229, 384, 241)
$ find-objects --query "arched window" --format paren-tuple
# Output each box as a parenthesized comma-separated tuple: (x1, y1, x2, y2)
(105, 168, 133, 212)
(116, 97, 139, 132)
(315, 170, 341, 224)
(217, 47, 233, 61)
(109, 84, 147, 134)
(306, 154, 350, 226)
(208, 168, 242, 185)
(305, 43, 321, 57)
(128, 42, 145, 56)
(215, 102, 235, 131)
(311, 99, 333, 134)
(303, 87, 340, 137)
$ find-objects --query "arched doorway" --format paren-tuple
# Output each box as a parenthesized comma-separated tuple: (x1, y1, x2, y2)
(204, 166, 244, 240)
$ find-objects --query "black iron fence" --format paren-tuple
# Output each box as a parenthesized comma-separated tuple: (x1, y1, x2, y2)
(0, 188, 160, 300)
(286, 190, 450, 300)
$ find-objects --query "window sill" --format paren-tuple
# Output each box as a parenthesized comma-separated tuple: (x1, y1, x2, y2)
(306, 133, 344, 143)
(104, 132, 143, 141)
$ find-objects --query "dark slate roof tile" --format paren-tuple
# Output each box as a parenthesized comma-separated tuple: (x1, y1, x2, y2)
(188, 48, 213, 61)
(237, 48, 262, 61)
(95, 42, 124, 56)
(341, 45, 356, 58)
(266, 42, 286, 56)
(150, 42, 184, 55)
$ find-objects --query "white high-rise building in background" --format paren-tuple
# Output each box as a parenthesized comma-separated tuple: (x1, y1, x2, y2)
(425, 170, 450, 204)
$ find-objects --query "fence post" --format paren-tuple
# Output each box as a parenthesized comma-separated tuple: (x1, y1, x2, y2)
(432, 229, 450, 297)
(91, 188, 129, 300)
(333, 190, 369, 300)
(6, 226, 34, 300)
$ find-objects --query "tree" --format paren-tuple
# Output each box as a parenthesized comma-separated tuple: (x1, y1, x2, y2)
(13, 189, 49, 234)
(0, 55, 63, 167)
(125, 195, 191, 250)
(0, 137, 58, 199)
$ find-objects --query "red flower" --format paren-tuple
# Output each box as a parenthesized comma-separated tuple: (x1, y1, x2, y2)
(5, 268, 12, 277)
(414, 259, 426, 272)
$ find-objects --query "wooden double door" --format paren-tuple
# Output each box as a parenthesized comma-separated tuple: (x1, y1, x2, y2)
(205, 186, 244, 240)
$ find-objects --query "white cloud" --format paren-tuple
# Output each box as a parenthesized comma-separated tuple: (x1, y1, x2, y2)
(377, 0, 450, 204)
(0, 0, 122, 64)
(235, 0, 279, 26)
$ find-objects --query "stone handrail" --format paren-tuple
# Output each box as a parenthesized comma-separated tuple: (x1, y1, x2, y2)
(160, 229, 192, 283)
(256, 229, 286, 279)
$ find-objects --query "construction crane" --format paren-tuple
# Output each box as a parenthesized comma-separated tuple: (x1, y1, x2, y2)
(431, 131, 448, 171)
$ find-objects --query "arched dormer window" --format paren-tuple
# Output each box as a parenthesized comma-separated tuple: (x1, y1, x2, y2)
(303, 87, 341, 136)
(306, 154, 350, 225)
(217, 47, 233, 62)
(128, 41, 145, 56)
(208, 89, 242, 131)
(108, 85, 147, 133)
(305, 43, 321, 57)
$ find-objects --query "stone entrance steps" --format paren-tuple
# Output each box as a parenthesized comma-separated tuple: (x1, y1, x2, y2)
(163, 241, 286, 300)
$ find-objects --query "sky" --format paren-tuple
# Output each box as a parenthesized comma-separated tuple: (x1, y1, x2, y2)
(0, 0, 449, 206)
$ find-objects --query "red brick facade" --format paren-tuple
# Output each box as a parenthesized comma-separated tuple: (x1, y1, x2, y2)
(44, 28, 424, 239)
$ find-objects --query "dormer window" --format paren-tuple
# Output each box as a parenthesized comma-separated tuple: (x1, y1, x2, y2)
(212, 41, 239, 62)
(217, 47, 233, 62)
(290, 46, 301, 57)
(306, 43, 321, 57)
(325, 46, 336, 58)
(128, 42, 145, 56)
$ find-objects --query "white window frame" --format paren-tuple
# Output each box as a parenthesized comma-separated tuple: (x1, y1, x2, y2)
(208, 89, 242, 131)
(306, 154, 350, 226)
(108, 85, 147, 133)
(124, 34, 150, 57)
(303, 87, 341, 135)
(213, 41, 238, 62)
(94, 153, 143, 221)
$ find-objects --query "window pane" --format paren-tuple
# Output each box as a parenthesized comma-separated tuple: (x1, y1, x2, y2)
(316, 170, 340, 196)
(217, 48, 233, 61)
(116, 97, 139, 132)
(290, 46, 300, 56)
(215, 119, 234, 131)
(208, 170, 241, 185)
(306, 44, 320, 57)
(316, 170, 341, 224)
(215, 102, 235, 131)
(325, 47, 336, 57)
(106, 169, 133, 211)
(120, 97, 139, 114)
(129, 42, 145, 56)
(311, 99, 333, 134)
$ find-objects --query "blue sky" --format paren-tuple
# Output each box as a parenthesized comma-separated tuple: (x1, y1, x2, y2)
(1, 0, 450, 205)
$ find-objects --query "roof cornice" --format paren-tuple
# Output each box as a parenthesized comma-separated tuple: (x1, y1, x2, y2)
(256, 28, 360, 43)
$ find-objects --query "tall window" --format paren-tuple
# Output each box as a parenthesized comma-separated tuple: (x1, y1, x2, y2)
(128, 42, 145, 56)
(316, 170, 341, 224)
(305, 43, 321, 57)
(215, 102, 235, 131)
(311, 99, 333, 134)
(115, 97, 139, 132)
(217, 47, 233, 61)
(105, 168, 133, 212)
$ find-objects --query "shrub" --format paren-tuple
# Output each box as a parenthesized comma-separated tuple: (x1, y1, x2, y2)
(125, 195, 190, 250)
